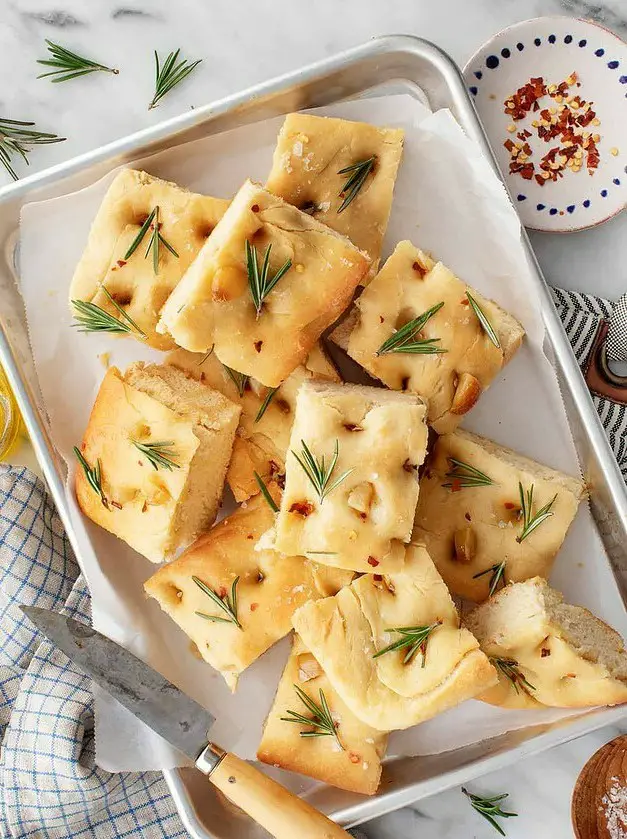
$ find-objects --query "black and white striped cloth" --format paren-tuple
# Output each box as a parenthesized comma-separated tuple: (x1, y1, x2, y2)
(551, 287, 627, 482)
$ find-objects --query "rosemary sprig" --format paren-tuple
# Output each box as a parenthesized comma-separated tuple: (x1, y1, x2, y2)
(196, 347, 214, 365)
(373, 623, 441, 667)
(473, 561, 506, 598)
(281, 685, 343, 750)
(255, 386, 279, 423)
(132, 440, 179, 471)
(491, 657, 536, 696)
(376, 302, 447, 355)
(71, 287, 146, 337)
(254, 471, 279, 513)
(149, 48, 202, 109)
(291, 439, 353, 504)
(123, 206, 178, 274)
(466, 291, 501, 349)
(443, 457, 494, 489)
(37, 40, 118, 83)
(337, 156, 375, 213)
(516, 483, 557, 543)
(246, 241, 292, 316)
(73, 446, 108, 508)
(193, 575, 241, 629)
(223, 364, 249, 397)
(0, 117, 65, 181)
(462, 788, 518, 836)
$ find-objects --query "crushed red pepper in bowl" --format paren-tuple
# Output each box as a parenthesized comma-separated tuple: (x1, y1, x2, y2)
(502, 71, 607, 186)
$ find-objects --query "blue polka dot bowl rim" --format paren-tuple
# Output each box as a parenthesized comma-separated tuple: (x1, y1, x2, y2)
(463, 16, 627, 232)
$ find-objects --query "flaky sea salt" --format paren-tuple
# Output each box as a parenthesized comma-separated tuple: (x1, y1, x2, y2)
(601, 777, 627, 839)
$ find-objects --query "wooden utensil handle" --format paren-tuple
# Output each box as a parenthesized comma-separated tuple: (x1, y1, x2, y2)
(203, 749, 351, 838)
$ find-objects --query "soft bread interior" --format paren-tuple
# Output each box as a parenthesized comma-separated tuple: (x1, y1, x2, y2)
(125, 362, 240, 551)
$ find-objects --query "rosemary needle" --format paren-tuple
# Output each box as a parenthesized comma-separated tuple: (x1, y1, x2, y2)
(443, 457, 494, 490)
(73, 446, 108, 508)
(466, 291, 501, 349)
(291, 439, 353, 504)
(255, 387, 279, 423)
(491, 657, 536, 696)
(193, 575, 241, 628)
(246, 241, 292, 316)
(71, 287, 146, 337)
(462, 788, 517, 836)
(223, 364, 249, 397)
(337, 156, 375, 213)
(0, 117, 65, 181)
(149, 48, 202, 109)
(132, 440, 179, 471)
(516, 483, 557, 543)
(376, 302, 447, 355)
(473, 561, 506, 598)
(254, 471, 279, 513)
(37, 40, 119, 83)
(373, 623, 441, 667)
(281, 685, 343, 750)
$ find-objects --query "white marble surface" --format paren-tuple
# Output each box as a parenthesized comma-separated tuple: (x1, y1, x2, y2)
(1, 0, 626, 837)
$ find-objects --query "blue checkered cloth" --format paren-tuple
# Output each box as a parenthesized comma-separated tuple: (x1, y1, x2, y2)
(0, 466, 187, 839)
(0, 288, 624, 838)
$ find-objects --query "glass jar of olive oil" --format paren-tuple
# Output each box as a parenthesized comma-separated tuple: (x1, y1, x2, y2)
(0, 365, 21, 461)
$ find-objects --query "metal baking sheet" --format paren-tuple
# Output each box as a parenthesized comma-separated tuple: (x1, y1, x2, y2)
(1, 34, 626, 838)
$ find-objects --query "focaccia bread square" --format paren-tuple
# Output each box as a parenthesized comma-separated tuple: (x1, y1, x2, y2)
(292, 544, 497, 731)
(257, 635, 388, 795)
(75, 362, 240, 563)
(413, 429, 585, 602)
(167, 343, 340, 502)
(69, 169, 229, 350)
(331, 241, 525, 433)
(273, 381, 428, 573)
(157, 180, 370, 386)
(266, 113, 404, 278)
(465, 578, 627, 709)
(144, 488, 353, 690)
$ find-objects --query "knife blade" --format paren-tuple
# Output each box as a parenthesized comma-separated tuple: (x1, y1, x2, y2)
(21, 606, 351, 839)
(21, 605, 214, 760)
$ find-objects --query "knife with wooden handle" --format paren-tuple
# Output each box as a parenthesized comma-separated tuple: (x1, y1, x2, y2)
(21, 606, 351, 839)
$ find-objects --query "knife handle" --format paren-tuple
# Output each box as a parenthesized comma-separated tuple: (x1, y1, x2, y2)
(197, 744, 351, 838)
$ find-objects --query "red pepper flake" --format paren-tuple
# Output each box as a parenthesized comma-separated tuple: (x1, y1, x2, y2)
(246, 534, 254, 540)
(450, 478, 462, 493)
(503, 70, 600, 185)
(254, 340, 263, 353)
(116, 259, 127, 268)
(412, 261, 426, 277)
(218, 586, 227, 599)
(250, 603, 259, 612)
(367, 556, 380, 567)
(110, 500, 122, 510)
(251, 204, 260, 212)
(373, 574, 383, 581)
(349, 752, 361, 764)
(289, 500, 314, 518)
(541, 648, 551, 657)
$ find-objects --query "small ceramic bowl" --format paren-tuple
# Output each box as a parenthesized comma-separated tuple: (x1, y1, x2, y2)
(464, 16, 627, 232)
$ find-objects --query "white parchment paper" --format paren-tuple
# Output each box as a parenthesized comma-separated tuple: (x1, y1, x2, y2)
(19, 95, 627, 772)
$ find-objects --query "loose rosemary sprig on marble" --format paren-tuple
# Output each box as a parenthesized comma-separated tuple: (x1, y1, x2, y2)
(254, 471, 279, 513)
(149, 48, 202, 109)
(193, 576, 241, 628)
(223, 365, 249, 397)
(466, 291, 501, 349)
(291, 439, 353, 504)
(443, 457, 494, 490)
(516, 483, 557, 543)
(124, 206, 178, 274)
(37, 40, 118, 83)
(0, 117, 65, 181)
(491, 657, 536, 696)
(337, 156, 375, 213)
(376, 302, 447, 356)
(246, 241, 292, 317)
(132, 440, 179, 471)
(73, 446, 108, 508)
(281, 685, 343, 749)
(71, 287, 146, 337)
(473, 560, 506, 598)
(462, 788, 518, 836)
(373, 622, 441, 667)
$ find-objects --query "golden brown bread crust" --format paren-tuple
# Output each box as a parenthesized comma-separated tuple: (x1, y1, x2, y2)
(144, 489, 353, 689)
(465, 578, 627, 708)
(75, 363, 239, 563)
(257, 635, 388, 795)
(69, 169, 229, 350)
(292, 544, 497, 730)
(157, 180, 370, 386)
(167, 344, 340, 502)
(329, 241, 525, 433)
(266, 113, 404, 278)
(413, 429, 585, 602)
